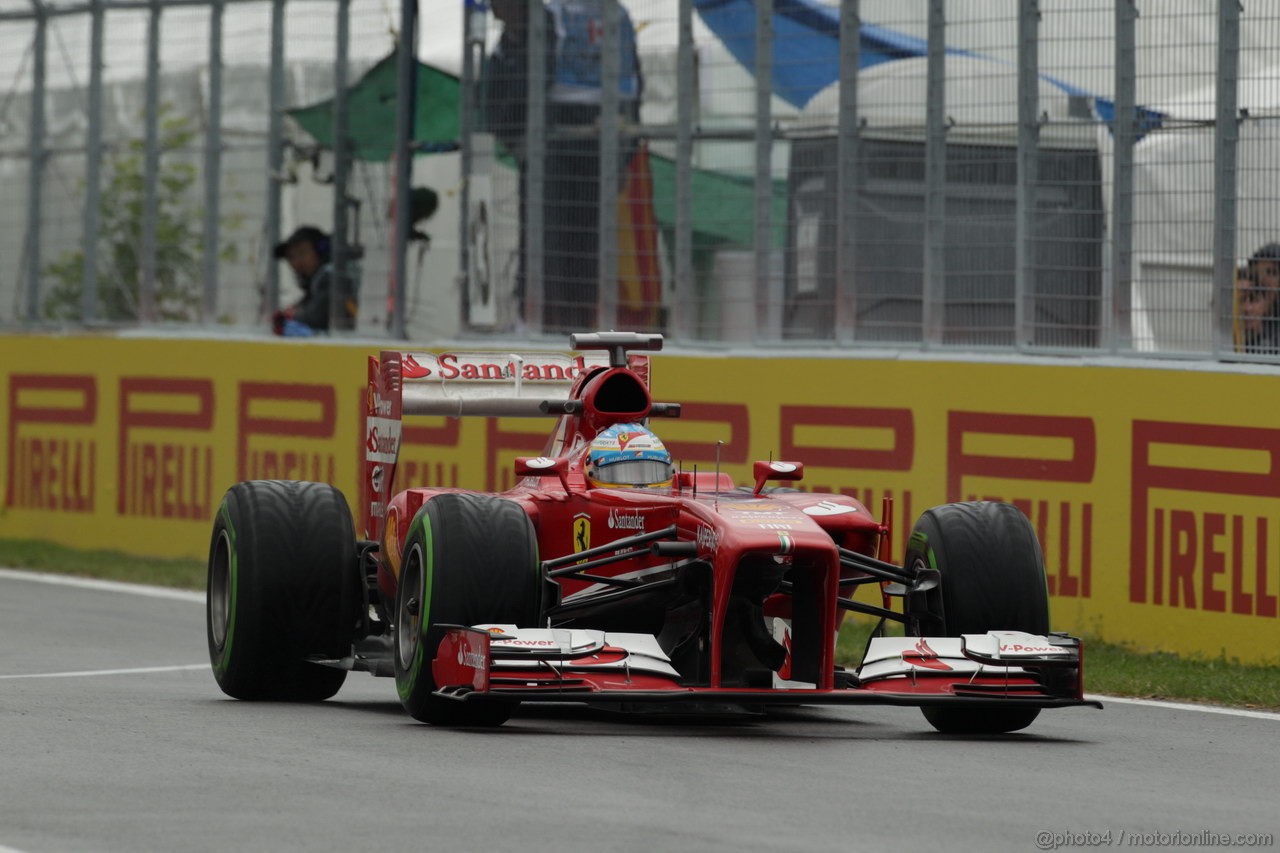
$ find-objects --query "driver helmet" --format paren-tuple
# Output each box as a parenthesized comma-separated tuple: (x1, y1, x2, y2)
(585, 423, 674, 489)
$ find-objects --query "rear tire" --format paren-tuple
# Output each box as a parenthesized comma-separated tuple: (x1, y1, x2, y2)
(393, 494, 542, 726)
(207, 481, 361, 701)
(903, 501, 1049, 734)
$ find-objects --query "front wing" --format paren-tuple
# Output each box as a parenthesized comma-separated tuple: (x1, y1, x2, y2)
(431, 626, 1102, 711)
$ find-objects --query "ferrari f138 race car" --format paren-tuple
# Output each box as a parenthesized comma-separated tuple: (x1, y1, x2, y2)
(206, 332, 1100, 733)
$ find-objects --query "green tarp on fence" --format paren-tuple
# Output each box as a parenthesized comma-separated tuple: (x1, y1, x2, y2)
(287, 50, 785, 248)
(287, 50, 460, 161)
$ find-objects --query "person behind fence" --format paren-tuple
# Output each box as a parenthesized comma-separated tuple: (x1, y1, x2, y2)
(543, 0, 643, 333)
(1234, 242, 1280, 354)
(270, 225, 357, 336)
(482, 0, 557, 323)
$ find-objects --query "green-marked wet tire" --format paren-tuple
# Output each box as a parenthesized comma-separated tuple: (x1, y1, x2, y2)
(394, 493, 542, 726)
(903, 501, 1050, 735)
(207, 480, 361, 701)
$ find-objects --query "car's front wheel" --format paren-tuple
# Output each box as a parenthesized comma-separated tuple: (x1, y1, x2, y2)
(903, 501, 1050, 734)
(207, 480, 361, 701)
(393, 493, 542, 726)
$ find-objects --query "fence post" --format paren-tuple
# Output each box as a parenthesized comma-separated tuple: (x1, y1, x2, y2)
(597, 0, 621, 331)
(202, 0, 225, 324)
(139, 0, 162, 323)
(460, 0, 477, 330)
(1015, 0, 1040, 350)
(330, 0, 350, 333)
(524, 1, 546, 334)
(755, 0, 774, 343)
(391, 0, 418, 341)
(1212, 0, 1240, 357)
(1108, 0, 1137, 353)
(264, 0, 285, 321)
(82, 0, 104, 323)
(24, 0, 47, 324)
(922, 0, 945, 348)
(674, 0, 694, 342)
(835, 0, 860, 345)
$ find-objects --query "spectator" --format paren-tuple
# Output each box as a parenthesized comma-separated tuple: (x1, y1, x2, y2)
(483, 0, 556, 160)
(271, 225, 358, 336)
(482, 0, 642, 334)
(482, 0, 556, 325)
(544, 0, 643, 333)
(1234, 242, 1280, 354)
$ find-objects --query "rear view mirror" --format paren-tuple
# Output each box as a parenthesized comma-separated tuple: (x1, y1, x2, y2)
(752, 460, 804, 495)
(515, 456, 570, 491)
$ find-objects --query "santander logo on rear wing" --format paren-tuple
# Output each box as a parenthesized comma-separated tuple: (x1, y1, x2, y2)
(377, 349, 649, 417)
(363, 349, 651, 539)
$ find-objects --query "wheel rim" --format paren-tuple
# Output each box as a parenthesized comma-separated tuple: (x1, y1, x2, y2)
(397, 547, 424, 671)
(210, 530, 231, 649)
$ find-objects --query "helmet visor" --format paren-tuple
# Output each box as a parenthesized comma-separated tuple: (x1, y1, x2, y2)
(591, 459, 674, 486)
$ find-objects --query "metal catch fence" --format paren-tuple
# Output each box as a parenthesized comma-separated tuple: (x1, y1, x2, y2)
(4, 1, 1280, 362)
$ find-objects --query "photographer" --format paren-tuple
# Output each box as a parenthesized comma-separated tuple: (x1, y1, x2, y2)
(1235, 242, 1280, 354)
(270, 225, 358, 336)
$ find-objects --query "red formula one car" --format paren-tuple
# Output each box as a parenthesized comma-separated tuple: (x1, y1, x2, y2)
(206, 332, 1099, 733)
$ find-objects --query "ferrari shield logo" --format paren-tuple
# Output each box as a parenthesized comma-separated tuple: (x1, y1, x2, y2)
(573, 514, 591, 555)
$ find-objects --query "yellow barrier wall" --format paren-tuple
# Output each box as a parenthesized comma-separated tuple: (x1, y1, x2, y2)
(2, 335, 1277, 662)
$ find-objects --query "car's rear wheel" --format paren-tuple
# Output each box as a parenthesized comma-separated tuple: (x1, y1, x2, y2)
(207, 480, 362, 701)
(394, 493, 542, 726)
(903, 501, 1049, 734)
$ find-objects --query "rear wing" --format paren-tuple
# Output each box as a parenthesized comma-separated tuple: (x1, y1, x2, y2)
(364, 348, 650, 539)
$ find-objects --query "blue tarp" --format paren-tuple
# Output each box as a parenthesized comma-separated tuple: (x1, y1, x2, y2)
(692, 0, 1162, 134)
(692, 0, 982, 109)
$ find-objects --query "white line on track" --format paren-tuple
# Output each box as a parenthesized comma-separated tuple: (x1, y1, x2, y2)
(0, 569, 207, 681)
(1086, 693, 1280, 721)
(0, 664, 207, 681)
(0, 844, 32, 853)
(0, 567, 204, 603)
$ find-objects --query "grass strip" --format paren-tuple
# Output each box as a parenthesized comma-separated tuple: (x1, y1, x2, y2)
(0, 539, 206, 591)
(1081, 637, 1280, 710)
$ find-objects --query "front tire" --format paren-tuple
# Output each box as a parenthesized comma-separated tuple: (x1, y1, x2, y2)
(903, 501, 1049, 734)
(207, 480, 361, 701)
(393, 494, 542, 726)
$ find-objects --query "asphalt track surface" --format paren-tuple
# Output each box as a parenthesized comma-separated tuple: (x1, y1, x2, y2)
(2, 570, 1278, 853)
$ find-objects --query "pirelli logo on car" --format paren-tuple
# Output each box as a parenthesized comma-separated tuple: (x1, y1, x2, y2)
(365, 418, 401, 464)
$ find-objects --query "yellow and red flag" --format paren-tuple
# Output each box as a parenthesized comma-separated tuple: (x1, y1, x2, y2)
(617, 142, 663, 331)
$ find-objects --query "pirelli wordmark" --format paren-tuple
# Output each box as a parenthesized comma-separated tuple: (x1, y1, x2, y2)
(780, 405, 915, 556)
(5, 374, 97, 512)
(1130, 421, 1279, 617)
(948, 412, 1096, 599)
(118, 378, 214, 519)
(237, 382, 337, 483)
